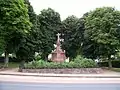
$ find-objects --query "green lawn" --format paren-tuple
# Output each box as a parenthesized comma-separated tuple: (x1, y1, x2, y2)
(0, 62, 19, 68)
(110, 68, 120, 72)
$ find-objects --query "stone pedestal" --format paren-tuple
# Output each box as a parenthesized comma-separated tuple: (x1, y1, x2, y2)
(52, 50, 66, 63)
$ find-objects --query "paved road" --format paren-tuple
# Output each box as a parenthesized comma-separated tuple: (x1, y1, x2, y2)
(1, 75, 120, 83)
(0, 82, 120, 90)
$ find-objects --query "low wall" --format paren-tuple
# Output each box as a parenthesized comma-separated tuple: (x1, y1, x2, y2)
(22, 68, 103, 74)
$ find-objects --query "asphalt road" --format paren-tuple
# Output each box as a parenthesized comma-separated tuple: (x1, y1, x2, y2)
(0, 82, 120, 90)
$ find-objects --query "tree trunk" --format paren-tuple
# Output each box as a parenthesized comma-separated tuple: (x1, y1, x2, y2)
(4, 51, 9, 68)
(108, 58, 112, 69)
(45, 55, 48, 61)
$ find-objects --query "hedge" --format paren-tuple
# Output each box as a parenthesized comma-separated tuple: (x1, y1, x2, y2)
(98, 60, 120, 68)
(24, 55, 97, 69)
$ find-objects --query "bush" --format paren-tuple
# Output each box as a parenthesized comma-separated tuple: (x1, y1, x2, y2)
(73, 55, 96, 68)
(98, 60, 120, 68)
(24, 55, 96, 69)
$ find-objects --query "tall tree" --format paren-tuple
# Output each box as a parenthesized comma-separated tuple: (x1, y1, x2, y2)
(75, 14, 87, 57)
(37, 8, 61, 60)
(84, 7, 120, 68)
(16, 0, 38, 61)
(77, 13, 99, 59)
(61, 15, 84, 59)
(0, 37, 4, 55)
(0, 0, 31, 67)
(82, 39, 99, 59)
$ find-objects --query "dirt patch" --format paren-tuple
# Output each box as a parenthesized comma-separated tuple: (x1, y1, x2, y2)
(22, 68, 103, 74)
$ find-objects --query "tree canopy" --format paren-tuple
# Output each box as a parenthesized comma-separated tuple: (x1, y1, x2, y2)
(37, 8, 61, 60)
(0, 0, 31, 66)
(16, 0, 38, 61)
(61, 15, 79, 58)
(1, 0, 120, 69)
(84, 7, 120, 68)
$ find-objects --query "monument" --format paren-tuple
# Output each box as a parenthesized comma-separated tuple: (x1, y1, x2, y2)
(51, 33, 66, 62)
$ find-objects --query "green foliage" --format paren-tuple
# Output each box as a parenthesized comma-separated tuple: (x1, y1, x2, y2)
(110, 68, 120, 72)
(73, 55, 96, 68)
(85, 7, 120, 55)
(0, 62, 19, 68)
(0, 38, 4, 55)
(37, 8, 61, 59)
(25, 55, 96, 69)
(61, 15, 80, 58)
(82, 39, 99, 59)
(0, 0, 31, 52)
(98, 60, 120, 68)
(16, 0, 37, 61)
(0, 0, 31, 65)
(84, 7, 120, 67)
(35, 53, 42, 61)
(1, 1, 120, 69)
(77, 13, 100, 59)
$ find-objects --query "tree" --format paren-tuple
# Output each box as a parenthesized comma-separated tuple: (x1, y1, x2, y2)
(0, 0, 31, 67)
(37, 8, 61, 60)
(16, 0, 38, 61)
(75, 14, 88, 57)
(77, 13, 99, 59)
(82, 39, 100, 59)
(84, 7, 120, 68)
(0, 37, 4, 55)
(61, 15, 85, 59)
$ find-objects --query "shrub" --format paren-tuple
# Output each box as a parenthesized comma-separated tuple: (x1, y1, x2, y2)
(24, 55, 96, 69)
(73, 55, 96, 68)
(35, 54, 42, 61)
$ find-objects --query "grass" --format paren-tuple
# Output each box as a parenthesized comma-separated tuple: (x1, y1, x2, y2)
(110, 68, 120, 72)
(0, 62, 19, 68)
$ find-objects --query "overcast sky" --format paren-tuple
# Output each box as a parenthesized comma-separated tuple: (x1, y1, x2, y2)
(29, 0, 120, 20)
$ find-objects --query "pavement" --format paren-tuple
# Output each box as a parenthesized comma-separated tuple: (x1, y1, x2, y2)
(1, 82, 120, 90)
(0, 68, 120, 78)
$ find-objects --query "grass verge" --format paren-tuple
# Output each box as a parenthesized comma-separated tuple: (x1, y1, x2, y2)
(110, 68, 120, 72)
(0, 62, 19, 68)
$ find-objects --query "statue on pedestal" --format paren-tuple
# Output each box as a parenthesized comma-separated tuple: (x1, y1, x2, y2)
(50, 33, 66, 63)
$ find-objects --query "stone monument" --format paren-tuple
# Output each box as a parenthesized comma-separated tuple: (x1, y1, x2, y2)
(51, 33, 66, 62)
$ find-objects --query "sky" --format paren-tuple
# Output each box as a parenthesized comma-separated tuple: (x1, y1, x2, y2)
(29, 0, 120, 20)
